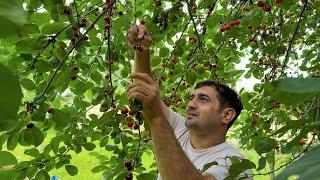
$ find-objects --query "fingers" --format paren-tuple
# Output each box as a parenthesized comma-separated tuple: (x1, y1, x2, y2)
(128, 91, 147, 102)
(129, 72, 155, 85)
(126, 82, 151, 94)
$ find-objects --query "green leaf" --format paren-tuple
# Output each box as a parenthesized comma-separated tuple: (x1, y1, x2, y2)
(65, 165, 78, 176)
(276, 144, 320, 180)
(257, 156, 266, 171)
(0, 0, 27, 38)
(41, 22, 66, 35)
(151, 56, 162, 67)
(35, 170, 50, 180)
(35, 61, 53, 73)
(51, 109, 71, 130)
(23, 126, 44, 147)
(159, 47, 169, 57)
(84, 142, 96, 151)
(21, 24, 40, 34)
(15, 38, 38, 53)
(201, 161, 218, 172)
(24, 148, 39, 157)
(0, 64, 22, 127)
(91, 165, 106, 173)
(7, 133, 19, 150)
(276, 78, 320, 94)
(186, 70, 197, 85)
(264, 82, 314, 105)
(136, 173, 156, 180)
(0, 151, 18, 166)
(20, 78, 36, 90)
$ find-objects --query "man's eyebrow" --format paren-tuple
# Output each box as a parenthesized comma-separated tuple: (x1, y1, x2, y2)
(198, 93, 211, 99)
(191, 93, 211, 99)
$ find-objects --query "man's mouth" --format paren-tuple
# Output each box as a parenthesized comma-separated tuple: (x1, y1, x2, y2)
(187, 111, 198, 119)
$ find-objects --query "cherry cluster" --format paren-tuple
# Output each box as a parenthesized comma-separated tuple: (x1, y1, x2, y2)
(124, 160, 133, 180)
(121, 107, 140, 130)
(256, 1, 272, 12)
(70, 66, 79, 80)
(219, 20, 240, 32)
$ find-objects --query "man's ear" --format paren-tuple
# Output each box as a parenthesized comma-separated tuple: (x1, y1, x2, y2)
(220, 108, 236, 126)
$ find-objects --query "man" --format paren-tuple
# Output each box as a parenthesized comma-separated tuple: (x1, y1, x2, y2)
(126, 24, 253, 180)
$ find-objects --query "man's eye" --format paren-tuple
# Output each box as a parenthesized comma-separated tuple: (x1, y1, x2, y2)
(200, 97, 207, 102)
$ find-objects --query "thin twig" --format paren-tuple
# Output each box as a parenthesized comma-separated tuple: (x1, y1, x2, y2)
(280, 0, 308, 76)
(40, 12, 105, 97)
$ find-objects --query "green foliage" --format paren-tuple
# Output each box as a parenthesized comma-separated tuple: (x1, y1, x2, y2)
(276, 145, 320, 180)
(0, 0, 319, 179)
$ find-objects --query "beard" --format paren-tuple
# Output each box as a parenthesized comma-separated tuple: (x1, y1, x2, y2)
(185, 116, 200, 129)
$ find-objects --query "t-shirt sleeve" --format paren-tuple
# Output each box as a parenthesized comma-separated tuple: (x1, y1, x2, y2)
(204, 158, 253, 180)
(167, 108, 187, 139)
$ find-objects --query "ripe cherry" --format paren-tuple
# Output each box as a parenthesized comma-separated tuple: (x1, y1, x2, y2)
(275, 0, 283, 4)
(140, 19, 145, 25)
(105, 24, 111, 30)
(126, 172, 133, 180)
(155, 0, 161, 6)
(121, 107, 129, 115)
(83, 35, 89, 41)
(126, 117, 134, 128)
(104, 15, 110, 22)
(225, 25, 231, 30)
(256, 1, 265, 7)
(64, 8, 71, 15)
(27, 123, 34, 129)
(219, 26, 226, 32)
(70, 76, 77, 80)
(124, 161, 132, 169)
(72, 66, 79, 73)
(298, 139, 305, 146)
(133, 124, 139, 130)
(47, 108, 53, 114)
(263, 6, 272, 12)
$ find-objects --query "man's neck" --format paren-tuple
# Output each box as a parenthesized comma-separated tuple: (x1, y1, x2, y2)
(189, 130, 226, 150)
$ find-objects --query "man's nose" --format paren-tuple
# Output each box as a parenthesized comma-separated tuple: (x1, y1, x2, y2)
(187, 98, 197, 110)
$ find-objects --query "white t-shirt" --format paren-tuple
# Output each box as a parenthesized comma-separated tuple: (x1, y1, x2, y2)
(156, 109, 253, 180)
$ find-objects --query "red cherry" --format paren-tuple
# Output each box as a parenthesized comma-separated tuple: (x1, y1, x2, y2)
(128, 110, 135, 115)
(257, 1, 265, 7)
(64, 8, 71, 15)
(275, 0, 283, 4)
(219, 26, 226, 32)
(70, 76, 77, 80)
(298, 139, 305, 146)
(47, 108, 53, 114)
(140, 19, 145, 25)
(83, 35, 89, 41)
(27, 123, 34, 129)
(263, 6, 272, 12)
(126, 118, 134, 128)
(104, 16, 110, 22)
(133, 124, 139, 130)
(225, 25, 231, 30)
(121, 107, 129, 115)
(104, 24, 111, 30)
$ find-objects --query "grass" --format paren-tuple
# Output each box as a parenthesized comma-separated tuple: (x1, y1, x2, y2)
(4, 130, 288, 180)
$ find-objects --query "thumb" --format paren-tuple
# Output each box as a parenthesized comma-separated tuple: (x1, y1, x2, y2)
(138, 28, 145, 40)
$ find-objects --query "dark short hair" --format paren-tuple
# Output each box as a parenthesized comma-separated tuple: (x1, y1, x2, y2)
(195, 80, 243, 130)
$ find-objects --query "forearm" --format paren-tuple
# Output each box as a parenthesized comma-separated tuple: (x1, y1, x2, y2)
(149, 117, 204, 180)
(134, 50, 152, 77)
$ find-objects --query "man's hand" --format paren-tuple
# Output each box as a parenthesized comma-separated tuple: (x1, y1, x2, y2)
(126, 72, 163, 121)
(127, 24, 153, 51)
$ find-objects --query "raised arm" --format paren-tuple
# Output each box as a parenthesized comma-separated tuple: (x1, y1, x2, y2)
(127, 24, 170, 120)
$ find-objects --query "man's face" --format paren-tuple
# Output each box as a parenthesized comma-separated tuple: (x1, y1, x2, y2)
(185, 86, 222, 132)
